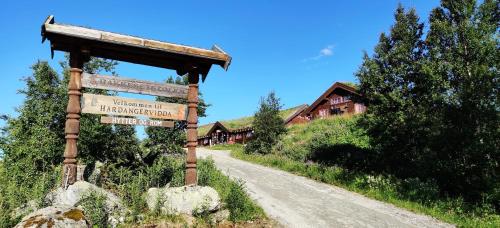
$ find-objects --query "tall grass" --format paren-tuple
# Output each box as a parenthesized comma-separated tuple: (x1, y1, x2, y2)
(198, 158, 265, 222)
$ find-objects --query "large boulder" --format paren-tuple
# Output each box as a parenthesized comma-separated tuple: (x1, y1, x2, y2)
(45, 181, 123, 215)
(15, 205, 89, 228)
(146, 185, 221, 215)
(44, 181, 126, 226)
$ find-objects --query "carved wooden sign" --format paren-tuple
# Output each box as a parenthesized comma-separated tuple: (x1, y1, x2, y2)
(81, 93, 187, 120)
(100, 116, 174, 128)
(82, 73, 188, 98)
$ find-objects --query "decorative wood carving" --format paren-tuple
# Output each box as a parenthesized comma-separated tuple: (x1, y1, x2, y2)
(185, 68, 199, 185)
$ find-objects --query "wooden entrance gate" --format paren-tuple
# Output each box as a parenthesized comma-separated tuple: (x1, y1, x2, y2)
(41, 15, 231, 187)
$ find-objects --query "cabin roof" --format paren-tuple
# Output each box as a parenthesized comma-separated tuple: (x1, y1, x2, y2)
(204, 121, 230, 136)
(303, 82, 359, 115)
(284, 104, 309, 124)
(198, 104, 307, 138)
(41, 15, 231, 80)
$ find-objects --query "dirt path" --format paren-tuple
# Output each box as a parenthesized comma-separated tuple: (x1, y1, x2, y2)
(197, 148, 454, 228)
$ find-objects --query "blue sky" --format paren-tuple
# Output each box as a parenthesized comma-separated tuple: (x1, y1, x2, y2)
(0, 1, 440, 138)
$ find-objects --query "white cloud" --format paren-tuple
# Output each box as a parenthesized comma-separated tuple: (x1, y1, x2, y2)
(303, 44, 335, 62)
(320, 45, 334, 56)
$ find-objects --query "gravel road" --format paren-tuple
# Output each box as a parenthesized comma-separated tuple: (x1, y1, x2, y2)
(197, 148, 454, 228)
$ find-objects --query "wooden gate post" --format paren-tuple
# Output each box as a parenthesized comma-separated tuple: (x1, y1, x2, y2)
(185, 69, 199, 185)
(62, 51, 83, 187)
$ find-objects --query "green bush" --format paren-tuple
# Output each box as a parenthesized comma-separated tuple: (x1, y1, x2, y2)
(80, 190, 108, 227)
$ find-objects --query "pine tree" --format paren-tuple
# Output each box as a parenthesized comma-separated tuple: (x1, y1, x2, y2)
(356, 5, 427, 176)
(245, 91, 286, 154)
(357, 0, 499, 204)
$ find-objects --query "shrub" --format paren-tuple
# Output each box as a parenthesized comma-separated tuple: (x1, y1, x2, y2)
(80, 190, 108, 227)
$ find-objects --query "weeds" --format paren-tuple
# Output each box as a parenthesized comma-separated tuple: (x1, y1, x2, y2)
(80, 190, 108, 227)
(197, 158, 265, 222)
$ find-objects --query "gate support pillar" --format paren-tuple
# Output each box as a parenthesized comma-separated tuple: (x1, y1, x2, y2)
(185, 68, 199, 185)
(62, 51, 83, 187)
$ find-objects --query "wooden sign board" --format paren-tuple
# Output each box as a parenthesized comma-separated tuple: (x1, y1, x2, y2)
(81, 93, 187, 120)
(101, 116, 174, 128)
(82, 73, 188, 98)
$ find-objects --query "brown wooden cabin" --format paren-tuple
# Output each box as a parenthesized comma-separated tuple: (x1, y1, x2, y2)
(287, 82, 366, 124)
(197, 121, 254, 146)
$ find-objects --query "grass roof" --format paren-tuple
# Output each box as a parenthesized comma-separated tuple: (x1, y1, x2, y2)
(198, 104, 306, 137)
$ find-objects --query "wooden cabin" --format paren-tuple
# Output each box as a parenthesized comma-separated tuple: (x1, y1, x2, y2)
(197, 105, 309, 146)
(197, 122, 254, 146)
(287, 82, 366, 124)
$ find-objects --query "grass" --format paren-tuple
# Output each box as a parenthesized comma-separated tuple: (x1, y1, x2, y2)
(198, 158, 266, 222)
(210, 115, 500, 228)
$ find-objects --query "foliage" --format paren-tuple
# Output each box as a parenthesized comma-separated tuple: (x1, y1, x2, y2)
(103, 155, 185, 221)
(197, 158, 265, 222)
(80, 190, 108, 227)
(356, 0, 499, 205)
(0, 57, 139, 226)
(143, 75, 210, 163)
(245, 92, 286, 154)
(276, 115, 371, 166)
(214, 144, 500, 227)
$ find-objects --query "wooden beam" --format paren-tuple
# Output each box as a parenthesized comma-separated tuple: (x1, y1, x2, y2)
(100, 116, 174, 128)
(42, 16, 232, 71)
(81, 93, 187, 120)
(82, 73, 188, 98)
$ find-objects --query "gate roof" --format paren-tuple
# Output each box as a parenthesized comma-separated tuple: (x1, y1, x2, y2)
(41, 15, 231, 79)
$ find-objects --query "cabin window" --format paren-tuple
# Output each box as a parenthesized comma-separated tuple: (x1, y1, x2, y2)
(331, 97, 345, 105)
(331, 107, 343, 115)
(319, 109, 328, 117)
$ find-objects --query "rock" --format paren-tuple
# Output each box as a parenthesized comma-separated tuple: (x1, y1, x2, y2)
(213, 209, 230, 223)
(45, 181, 123, 215)
(88, 161, 103, 185)
(15, 205, 89, 228)
(11, 200, 38, 219)
(146, 185, 221, 215)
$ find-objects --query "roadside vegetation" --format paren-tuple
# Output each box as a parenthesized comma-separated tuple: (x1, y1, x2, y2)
(212, 115, 500, 227)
